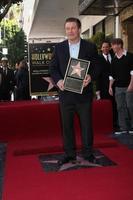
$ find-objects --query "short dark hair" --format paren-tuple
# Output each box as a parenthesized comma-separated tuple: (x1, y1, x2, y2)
(65, 17, 81, 29)
(111, 38, 124, 48)
(101, 40, 111, 47)
(20, 59, 28, 69)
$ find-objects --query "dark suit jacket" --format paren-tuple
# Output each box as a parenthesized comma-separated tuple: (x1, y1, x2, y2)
(50, 39, 101, 103)
(15, 67, 30, 100)
(0, 67, 15, 100)
(96, 53, 114, 99)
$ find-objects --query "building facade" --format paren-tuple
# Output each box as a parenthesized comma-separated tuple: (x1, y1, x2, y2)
(79, 0, 133, 52)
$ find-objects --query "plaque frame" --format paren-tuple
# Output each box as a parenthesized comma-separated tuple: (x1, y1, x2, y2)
(64, 57, 90, 94)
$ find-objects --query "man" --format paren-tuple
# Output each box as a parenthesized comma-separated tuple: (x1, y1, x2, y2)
(96, 40, 113, 99)
(0, 57, 14, 101)
(50, 17, 101, 165)
(15, 59, 31, 100)
(109, 38, 133, 135)
(96, 41, 118, 130)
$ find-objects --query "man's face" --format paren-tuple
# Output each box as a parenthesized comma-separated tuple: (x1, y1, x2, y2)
(15, 63, 19, 69)
(19, 61, 23, 68)
(1, 60, 8, 67)
(111, 44, 122, 53)
(101, 43, 110, 55)
(65, 22, 81, 42)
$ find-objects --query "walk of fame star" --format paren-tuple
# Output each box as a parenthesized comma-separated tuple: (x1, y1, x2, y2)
(70, 62, 85, 77)
(40, 150, 117, 173)
(42, 77, 54, 91)
(41, 155, 101, 172)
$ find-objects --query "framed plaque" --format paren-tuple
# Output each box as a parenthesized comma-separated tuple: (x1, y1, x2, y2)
(64, 57, 90, 94)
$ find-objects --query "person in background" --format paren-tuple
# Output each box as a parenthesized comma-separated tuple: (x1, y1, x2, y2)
(0, 57, 14, 101)
(0, 65, 2, 87)
(0, 60, 2, 68)
(15, 59, 31, 100)
(96, 40, 113, 99)
(109, 38, 133, 135)
(14, 61, 20, 76)
(50, 17, 101, 165)
(14, 61, 20, 100)
(96, 40, 118, 130)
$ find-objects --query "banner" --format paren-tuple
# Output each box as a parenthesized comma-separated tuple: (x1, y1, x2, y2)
(29, 43, 57, 96)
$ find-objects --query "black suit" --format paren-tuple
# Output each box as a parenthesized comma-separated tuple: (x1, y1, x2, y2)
(96, 53, 118, 129)
(0, 67, 14, 101)
(15, 67, 30, 100)
(50, 39, 101, 103)
(50, 39, 101, 158)
(96, 53, 113, 99)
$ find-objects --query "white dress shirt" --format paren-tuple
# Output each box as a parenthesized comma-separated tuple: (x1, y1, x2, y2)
(69, 40, 80, 59)
(102, 53, 112, 63)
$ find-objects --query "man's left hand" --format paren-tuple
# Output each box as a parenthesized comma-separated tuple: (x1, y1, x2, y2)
(127, 85, 133, 92)
(83, 75, 91, 88)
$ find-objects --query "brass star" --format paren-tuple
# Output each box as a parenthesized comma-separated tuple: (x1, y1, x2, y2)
(42, 77, 54, 91)
(71, 62, 84, 77)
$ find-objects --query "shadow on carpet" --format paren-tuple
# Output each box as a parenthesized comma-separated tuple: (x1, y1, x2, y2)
(112, 133, 133, 149)
(0, 143, 6, 200)
(39, 149, 117, 173)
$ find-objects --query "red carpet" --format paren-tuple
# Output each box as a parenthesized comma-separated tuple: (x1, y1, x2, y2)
(2, 144, 133, 200)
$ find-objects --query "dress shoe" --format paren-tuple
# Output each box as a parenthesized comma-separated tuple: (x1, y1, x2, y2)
(114, 130, 128, 135)
(58, 156, 76, 165)
(84, 154, 96, 163)
(129, 129, 133, 134)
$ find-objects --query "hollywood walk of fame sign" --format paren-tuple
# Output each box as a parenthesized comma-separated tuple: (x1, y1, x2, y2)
(29, 43, 57, 96)
(64, 57, 90, 94)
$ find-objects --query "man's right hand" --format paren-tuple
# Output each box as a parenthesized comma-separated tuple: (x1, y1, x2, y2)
(96, 91, 101, 100)
(109, 87, 113, 96)
(57, 79, 64, 91)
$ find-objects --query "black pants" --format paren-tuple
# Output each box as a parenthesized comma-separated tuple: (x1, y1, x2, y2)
(101, 93, 118, 130)
(0, 92, 11, 101)
(60, 100, 93, 158)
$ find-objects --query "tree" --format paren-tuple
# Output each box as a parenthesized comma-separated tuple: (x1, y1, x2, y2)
(0, 0, 22, 22)
(0, 16, 26, 67)
(90, 32, 105, 52)
(0, 3, 26, 67)
(7, 29, 27, 67)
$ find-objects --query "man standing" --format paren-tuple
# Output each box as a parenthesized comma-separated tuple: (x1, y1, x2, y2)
(50, 17, 100, 165)
(0, 57, 14, 101)
(109, 38, 133, 135)
(96, 41, 118, 130)
(15, 60, 31, 100)
(96, 40, 113, 99)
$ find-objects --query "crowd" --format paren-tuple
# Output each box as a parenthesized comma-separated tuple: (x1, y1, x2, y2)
(0, 58, 30, 101)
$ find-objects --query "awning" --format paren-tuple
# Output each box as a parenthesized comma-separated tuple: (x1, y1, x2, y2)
(79, 0, 133, 15)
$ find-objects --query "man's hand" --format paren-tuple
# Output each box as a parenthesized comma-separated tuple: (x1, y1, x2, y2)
(9, 90, 13, 95)
(109, 79, 114, 96)
(83, 75, 91, 88)
(57, 79, 64, 91)
(96, 91, 101, 100)
(127, 84, 133, 92)
(127, 75, 133, 92)
(109, 87, 113, 96)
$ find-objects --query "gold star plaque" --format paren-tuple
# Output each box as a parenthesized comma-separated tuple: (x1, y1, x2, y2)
(64, 57, 90, 94)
